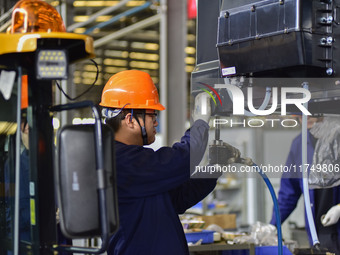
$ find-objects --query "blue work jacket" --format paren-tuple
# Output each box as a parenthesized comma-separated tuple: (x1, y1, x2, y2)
(5, 148, 30, 242)
(270, 131, 340, 245)
(108, 120, 217, 255)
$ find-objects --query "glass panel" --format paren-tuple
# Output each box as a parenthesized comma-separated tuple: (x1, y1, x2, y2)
(0, 83, 31, 254)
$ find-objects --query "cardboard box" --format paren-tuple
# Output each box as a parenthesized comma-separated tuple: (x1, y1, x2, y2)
(201, 214, 236, 230)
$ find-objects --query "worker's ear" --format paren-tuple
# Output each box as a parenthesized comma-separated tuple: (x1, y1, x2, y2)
(124, 113, 135, 128)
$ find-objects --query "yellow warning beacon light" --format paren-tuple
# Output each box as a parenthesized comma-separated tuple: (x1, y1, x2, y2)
(8, 0, 66, 34)
(0, 0, 95, 80)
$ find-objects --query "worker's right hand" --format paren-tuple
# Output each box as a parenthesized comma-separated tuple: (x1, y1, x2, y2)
(223, 142, 241, 164)
(192, 92, 211, 123)
(321, 204, 340, 227)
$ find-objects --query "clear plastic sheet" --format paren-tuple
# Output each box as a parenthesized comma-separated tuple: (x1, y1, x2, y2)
(309, 117, 340, 189)
(233, 221, 278, 246)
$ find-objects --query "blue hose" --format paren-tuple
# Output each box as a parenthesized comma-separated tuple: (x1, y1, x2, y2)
(253, 163, 283, 255)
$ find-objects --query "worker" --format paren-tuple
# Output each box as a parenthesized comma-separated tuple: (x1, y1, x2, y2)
(99, 70, 238, 255)
(4, 76, 30, 246)
(270, 116, 340, 254)
(4, 115, 30, 244)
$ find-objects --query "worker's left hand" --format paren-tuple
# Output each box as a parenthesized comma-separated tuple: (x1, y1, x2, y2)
(321, 204, 340, 227)
(192, 92, 211, 123)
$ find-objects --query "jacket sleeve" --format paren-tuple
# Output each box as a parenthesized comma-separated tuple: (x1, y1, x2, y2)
(169, 178, 217, 214)
(116, 120, 210, 197)
(270, 136, 303, 225)
(270, 177, 302, 225)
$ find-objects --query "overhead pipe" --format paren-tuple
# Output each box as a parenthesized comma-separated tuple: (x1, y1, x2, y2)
(0, 7, 13, 23)
(0, 19, 11, 32)
(0, 6, 13, 32)
(84, 1, 152, 34)
(94, 14, 161, 48)
(67, 0, 131, 32)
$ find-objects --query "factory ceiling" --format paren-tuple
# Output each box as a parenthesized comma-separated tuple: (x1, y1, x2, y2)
(0, 0, 197, 111)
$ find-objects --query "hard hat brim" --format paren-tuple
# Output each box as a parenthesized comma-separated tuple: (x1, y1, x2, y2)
(100, 102, 165, 111)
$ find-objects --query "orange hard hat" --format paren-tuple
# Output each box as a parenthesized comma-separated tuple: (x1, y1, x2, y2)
(100, 70, 165, 111)
(8, 0, 66, 34)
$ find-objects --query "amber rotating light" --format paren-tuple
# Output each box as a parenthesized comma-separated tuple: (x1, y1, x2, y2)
(8, 0, 66, 33)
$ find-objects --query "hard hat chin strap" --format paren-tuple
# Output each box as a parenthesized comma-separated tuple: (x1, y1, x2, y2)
(140, 126, 148, 145)
(132, 110, 148, 145)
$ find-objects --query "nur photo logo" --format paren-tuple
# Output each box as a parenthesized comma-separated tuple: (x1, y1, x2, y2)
(198, 81, 311, 116)
(198, 82, 223, 106)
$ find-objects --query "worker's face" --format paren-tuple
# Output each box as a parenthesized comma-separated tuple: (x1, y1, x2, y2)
(298, 116, 322, 129)
(21, 120, 29, 149)
(139, 110, 158, 145)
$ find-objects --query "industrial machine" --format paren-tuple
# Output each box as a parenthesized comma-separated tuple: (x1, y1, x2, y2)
(192, 0, 340, 254)
(192, 0, 340, 115)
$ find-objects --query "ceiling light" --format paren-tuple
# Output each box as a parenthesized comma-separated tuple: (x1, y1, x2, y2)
(129, 52, 159, 61)
(104, 50, 129, 58)
(185, 57, 196, 65)
(130, 61, 158, 69)
(74, 28, 86, 33)
(74, 16, 89, 22)
(186, 66, 194, 72)
(73, 77, 82, 84)
(96, 16, 113, 22)
(73, 1, 119, 7)
(144, 43, 159, 51)
(127, 1, 146, 7)
(185, 47, 196, 54)
(103, 59, 127, 66)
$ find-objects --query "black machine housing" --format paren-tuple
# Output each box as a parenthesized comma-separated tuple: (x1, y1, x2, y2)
(217, 0, 338, 78)
(192, 0, 340, 115)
